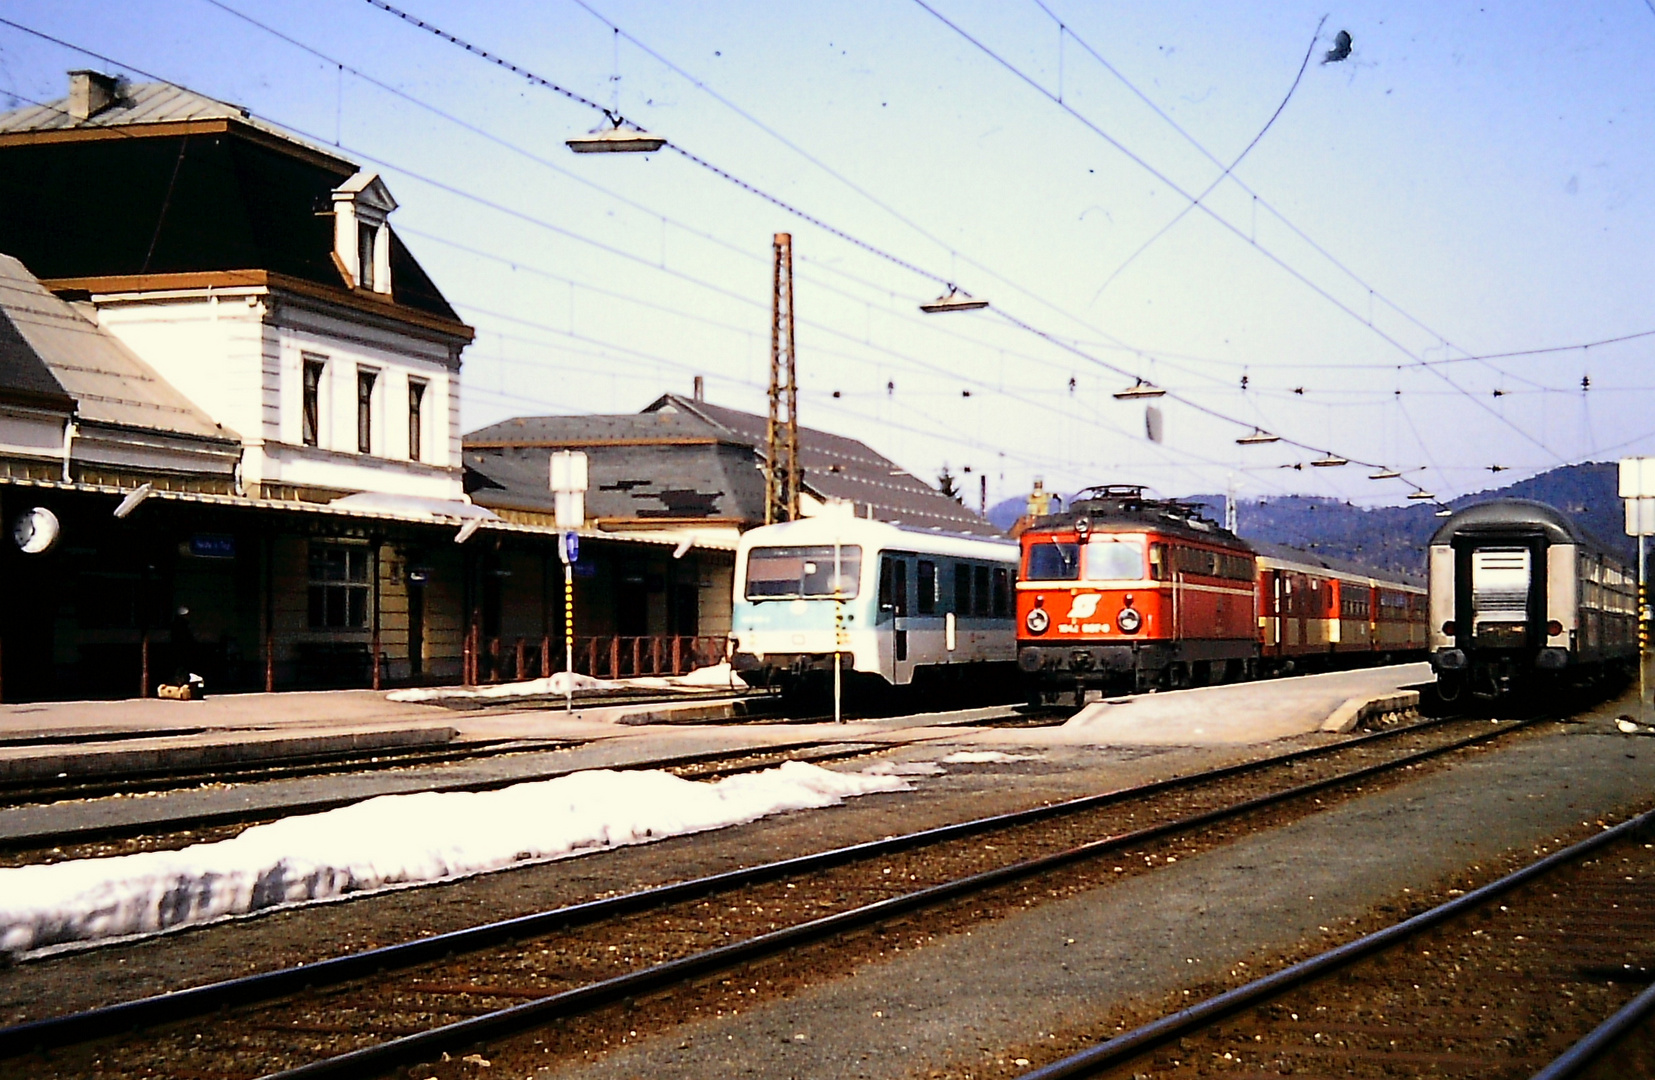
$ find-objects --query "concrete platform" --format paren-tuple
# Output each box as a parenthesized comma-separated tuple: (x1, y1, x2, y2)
(1057, 663, 1433, 745)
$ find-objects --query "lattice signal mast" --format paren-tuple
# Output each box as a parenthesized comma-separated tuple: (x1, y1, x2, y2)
(766, 232, 800, 524)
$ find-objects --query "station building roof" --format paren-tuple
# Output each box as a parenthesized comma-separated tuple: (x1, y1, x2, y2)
(0, 73, 465, 335)
(0, 252, 233, 444)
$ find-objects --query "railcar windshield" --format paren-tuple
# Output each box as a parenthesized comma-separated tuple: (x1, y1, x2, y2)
(1084, 537, 1146, 581)
(744, 545, 862, 600)
(1024, 540, 1081, 581)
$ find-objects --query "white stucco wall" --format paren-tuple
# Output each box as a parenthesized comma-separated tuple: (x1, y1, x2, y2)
(90, 285, 464, 500)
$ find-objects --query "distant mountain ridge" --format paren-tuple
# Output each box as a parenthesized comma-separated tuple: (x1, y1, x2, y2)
(985, 463, 1630, 576)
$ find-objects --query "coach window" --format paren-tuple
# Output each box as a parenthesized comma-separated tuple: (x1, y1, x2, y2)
(954, 563, 972, 616)
(992, 566, 1009, 616)
(974, 565, 991, 616)
(917, 560, 937, 615)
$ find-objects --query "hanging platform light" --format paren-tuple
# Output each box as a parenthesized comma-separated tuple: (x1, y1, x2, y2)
(1368, 468, 1402, 480)
(920, 286, 989, 314)
(567, 115, 666, 154)
(1112, 378, 1166, 400)
(1310, 454, 1348, 467)
(1407, 490, 1436, 501)
(1236, 428, 1280, 445)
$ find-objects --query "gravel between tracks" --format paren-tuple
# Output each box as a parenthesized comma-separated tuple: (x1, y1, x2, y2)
(525, 695, 1655, 1080)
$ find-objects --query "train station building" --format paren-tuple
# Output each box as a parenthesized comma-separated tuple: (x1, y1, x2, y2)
(0, 71, 1000, 701)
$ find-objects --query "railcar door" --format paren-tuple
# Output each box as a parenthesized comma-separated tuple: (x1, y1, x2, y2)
(878, 555, 914, 684)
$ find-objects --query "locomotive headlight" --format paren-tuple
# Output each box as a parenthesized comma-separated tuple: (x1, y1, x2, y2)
(1116, 606, 1142, 633)
(1025, 607, 1050, 634)
(1546, 619, 1563, 637)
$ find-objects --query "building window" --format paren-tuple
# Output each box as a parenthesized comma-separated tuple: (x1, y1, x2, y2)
(308, 543, 370, 629)
(357, 368, 377, 454)
(302, 357, 324, 447)
(408, 378, 426, 462)
(358, 227, 376, 291)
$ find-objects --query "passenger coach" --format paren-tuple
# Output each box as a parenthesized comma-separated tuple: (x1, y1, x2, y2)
(1428, 499, 1636, 700)
(729, 510, 1018, 696)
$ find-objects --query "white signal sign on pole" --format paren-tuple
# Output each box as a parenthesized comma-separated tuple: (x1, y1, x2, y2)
(550, 450, 589, 712)
(551, 450, 588, 531)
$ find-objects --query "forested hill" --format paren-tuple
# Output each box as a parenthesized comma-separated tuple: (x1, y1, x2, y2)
(985, 463, 1629, 576)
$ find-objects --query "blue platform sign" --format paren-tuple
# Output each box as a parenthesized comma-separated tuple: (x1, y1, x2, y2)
(560, 531, 580, 565)
(188, 534, 236, 559)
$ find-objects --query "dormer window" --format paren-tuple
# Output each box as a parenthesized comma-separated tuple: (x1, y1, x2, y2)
(332, 171, 397, 296)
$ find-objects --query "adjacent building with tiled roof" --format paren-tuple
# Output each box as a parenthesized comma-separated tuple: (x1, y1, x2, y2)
(465, 391, 1000, 538)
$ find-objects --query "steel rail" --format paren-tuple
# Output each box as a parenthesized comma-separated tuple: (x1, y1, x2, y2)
(0, 737, 580, 807)
(244, 716, 1535, 1079)
(0, 712, 1468, 1058)
(1529, 978, 1655, 1080)
(1015, 803, 1655, 1080)
(0, 734, 879, 854)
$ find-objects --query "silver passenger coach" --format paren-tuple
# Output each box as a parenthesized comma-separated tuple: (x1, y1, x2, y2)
(1428, 498, 1636, 700)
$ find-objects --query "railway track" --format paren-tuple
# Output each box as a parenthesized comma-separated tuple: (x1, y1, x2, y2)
(0, 712, 1544, 1079)
(0, 735, 581, 809)
(0, 735, 901, 864)
(1016, 805, 1655, 1080)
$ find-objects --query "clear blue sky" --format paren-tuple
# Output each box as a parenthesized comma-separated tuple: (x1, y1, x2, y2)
(2, 0, 1652, 509)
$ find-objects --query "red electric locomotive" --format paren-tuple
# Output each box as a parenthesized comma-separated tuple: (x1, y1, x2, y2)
(1015, 486, 1258, 700)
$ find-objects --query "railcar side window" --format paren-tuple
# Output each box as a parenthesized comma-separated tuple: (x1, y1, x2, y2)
(974, 565, 991, 616)
(1149, 543, 1169, 581)
(1025, 541, 1080, 580)
(954, 563, 972, 615)
(992, 566, 1009, 616)
(918, 561, 937, 615)
(1084, 538, 1145, 581)
(879, 556, 910, 616)
(745, 545, 862, 600)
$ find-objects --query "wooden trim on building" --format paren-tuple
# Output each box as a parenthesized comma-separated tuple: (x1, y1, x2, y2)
(41, 269, 474, 343)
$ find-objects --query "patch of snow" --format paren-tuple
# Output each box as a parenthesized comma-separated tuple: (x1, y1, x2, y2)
(939, 751, 1041, 764)
(862, 761, 946, 776)
(0, 761, 914, 955)
(385, 663, 740, 704)
(386, 671, 623, 703)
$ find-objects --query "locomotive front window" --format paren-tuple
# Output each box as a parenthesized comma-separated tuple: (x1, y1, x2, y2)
(745, 545, 862, 599)
(1025, 541, 1080, 580)
(1084, 538, 1146, 581)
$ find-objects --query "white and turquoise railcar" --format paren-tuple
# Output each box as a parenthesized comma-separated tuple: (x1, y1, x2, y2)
(729, 514, 1019, 694)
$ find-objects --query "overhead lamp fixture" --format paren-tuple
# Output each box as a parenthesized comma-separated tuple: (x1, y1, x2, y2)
(1407, 491, 1436, 501)
(1236, 428, 1280, 445)
(1112, 379, 1166, 400)
(1435, 508, 1454, 517)
(1310, 454, 1348, 467)
(566, 115, 666, 154)
(1368, 468, 1402, 480)
(920, 286, 989, 314)
(113, 482, 153, 519)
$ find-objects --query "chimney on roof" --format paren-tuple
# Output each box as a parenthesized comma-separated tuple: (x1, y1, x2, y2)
(68, 70, 121, 122)
(693, 375, 705, 402)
